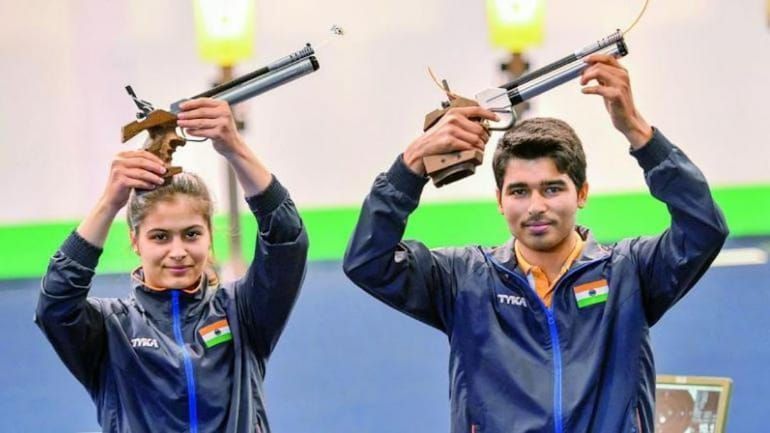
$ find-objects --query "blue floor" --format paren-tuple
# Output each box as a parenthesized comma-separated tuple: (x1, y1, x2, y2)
(1, 238, 768, 432)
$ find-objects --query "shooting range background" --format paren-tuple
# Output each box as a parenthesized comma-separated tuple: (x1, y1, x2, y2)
(1, 0, 768, 431)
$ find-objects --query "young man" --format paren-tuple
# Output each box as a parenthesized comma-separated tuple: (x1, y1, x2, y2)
(343, 54, 728, 433)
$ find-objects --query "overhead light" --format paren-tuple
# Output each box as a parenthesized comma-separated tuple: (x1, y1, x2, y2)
(194, 0, 255, 66)
(485, 0, 545, 52)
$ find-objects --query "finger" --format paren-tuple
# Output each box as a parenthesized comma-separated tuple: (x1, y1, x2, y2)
(581, 85, 621, 100)
(580, 64, 626, 87)
(116, 153, 167, 176)
(124, 178, 161, 191)
(121, 167, 166, 186)
(584, 53, 625, 70)
(176, 107, 224, 120)
(182, 128, 217, 139)
(449, 106, 500, 122)
(450, 114, 491, 137)
(433, 137, 475, 155)
(447, 127, 487, 150)
(178, 97, 224, 111)
(177, 98, 229, 117)
(117, 150, 166, 166)
(176, 118, 222, 130)
(134, 150, 169, 168)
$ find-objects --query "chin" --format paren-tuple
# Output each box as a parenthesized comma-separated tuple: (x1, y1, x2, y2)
(520, 234, 560, 252)
(158, 275, 197, 290)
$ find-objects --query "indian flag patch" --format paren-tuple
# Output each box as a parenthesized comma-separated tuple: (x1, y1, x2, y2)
(199, 319, 232, 348)
(574, 279, 609, 308)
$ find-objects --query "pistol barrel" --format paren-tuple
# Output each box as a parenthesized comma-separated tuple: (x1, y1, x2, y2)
(478, 32, 627, 111)
(501, 30, 625, 92)
(507, 37, 627, 105)
(209, 57, 319, 107)
(171, 44, 318, 111)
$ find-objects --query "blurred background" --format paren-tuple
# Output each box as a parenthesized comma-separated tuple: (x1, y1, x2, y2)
(0, 0, 768, 431)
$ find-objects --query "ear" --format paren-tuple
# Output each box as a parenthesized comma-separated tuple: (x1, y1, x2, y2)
(495, 188, 504, 214)
(577, 181, 589, 209)
(129, 231, 140, 255)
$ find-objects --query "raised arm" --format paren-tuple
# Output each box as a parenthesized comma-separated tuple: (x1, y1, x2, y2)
(627, 132, 727, 324)
(36, 151, 167, 391)
(177, 98, 308, 356)
(581, 55, 728, 324)
(343, 107, 497, 332)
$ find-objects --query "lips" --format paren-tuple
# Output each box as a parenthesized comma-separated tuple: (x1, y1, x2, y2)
(523, 220, 553, 235)
(165, 265, 192, 276)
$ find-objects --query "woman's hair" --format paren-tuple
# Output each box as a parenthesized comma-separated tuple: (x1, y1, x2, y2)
(127, 172, 219, 285)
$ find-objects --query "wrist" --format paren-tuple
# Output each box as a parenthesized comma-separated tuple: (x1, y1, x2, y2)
(403, 139, 426, 175)
(220, 137, 252, 162)
(624, 118, 653, 150)
(95, 195, 125, 218)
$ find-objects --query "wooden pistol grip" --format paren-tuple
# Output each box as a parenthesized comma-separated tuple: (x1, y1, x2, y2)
(422, 97, 484, 187)
(122, 110, 178, 142)
(121, 109, 186, 178)
(423, 150, 484, 187)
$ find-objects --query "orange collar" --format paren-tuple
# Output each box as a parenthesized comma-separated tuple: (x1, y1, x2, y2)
(515, 231, 584, 277)
(130, 266, 202, 294)
(514, 231, 584, 307)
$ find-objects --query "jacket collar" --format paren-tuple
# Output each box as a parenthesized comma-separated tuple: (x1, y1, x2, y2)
(130, 268, 217, 321)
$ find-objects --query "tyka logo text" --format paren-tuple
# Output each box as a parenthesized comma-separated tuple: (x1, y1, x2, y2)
(497, 294, 527, 307)
(131, 338, 159, 348)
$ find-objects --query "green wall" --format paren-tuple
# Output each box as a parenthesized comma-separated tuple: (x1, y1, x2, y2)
(2, 184, 767, 280)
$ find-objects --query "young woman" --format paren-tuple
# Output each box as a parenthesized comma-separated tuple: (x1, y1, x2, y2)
(36, 99, 308, 433)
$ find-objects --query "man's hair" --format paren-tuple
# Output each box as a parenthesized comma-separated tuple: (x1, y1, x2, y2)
(492, 117, 586, 191)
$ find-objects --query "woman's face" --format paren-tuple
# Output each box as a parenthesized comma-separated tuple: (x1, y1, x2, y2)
(131, 195, 212, 290)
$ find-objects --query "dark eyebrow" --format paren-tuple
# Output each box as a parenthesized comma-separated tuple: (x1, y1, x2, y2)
(541, 180, 568, 188)
(504, 182, 529, 193)
(146, 225, 205, 234)
(505, 179, 567, 192)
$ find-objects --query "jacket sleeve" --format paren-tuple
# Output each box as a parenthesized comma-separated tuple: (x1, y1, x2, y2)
(35, 231, 107, 393)
(627, 128, 729, 325)
(235, 176, 309, 358)
(343, 156, 457, 333)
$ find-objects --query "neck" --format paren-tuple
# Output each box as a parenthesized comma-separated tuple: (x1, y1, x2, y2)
(517, 231, 579, 278)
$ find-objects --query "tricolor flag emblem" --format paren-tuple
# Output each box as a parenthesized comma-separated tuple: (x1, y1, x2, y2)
(574, 279, 609, 308)
(199, 319, 232, 348)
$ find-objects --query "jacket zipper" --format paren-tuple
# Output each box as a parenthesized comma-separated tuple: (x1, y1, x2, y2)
(635, 407, 642, 433)
(171, 290, 199, 433)
(488, 254, 604, 433)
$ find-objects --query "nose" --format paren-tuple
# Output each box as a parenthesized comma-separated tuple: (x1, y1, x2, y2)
(527, 191, 547, 216)
(168, 237, 188, 261)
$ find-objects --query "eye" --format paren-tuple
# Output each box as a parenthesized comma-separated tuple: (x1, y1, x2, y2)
(185, 230, 203, 240)
(150, 232, 168, 242)
(544, 185, 564, 195)
(509, 188, 528, 197)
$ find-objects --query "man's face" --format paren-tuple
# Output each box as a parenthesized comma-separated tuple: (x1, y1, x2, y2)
(131, 196, 212, 290)
(496, 157, 588, 253)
